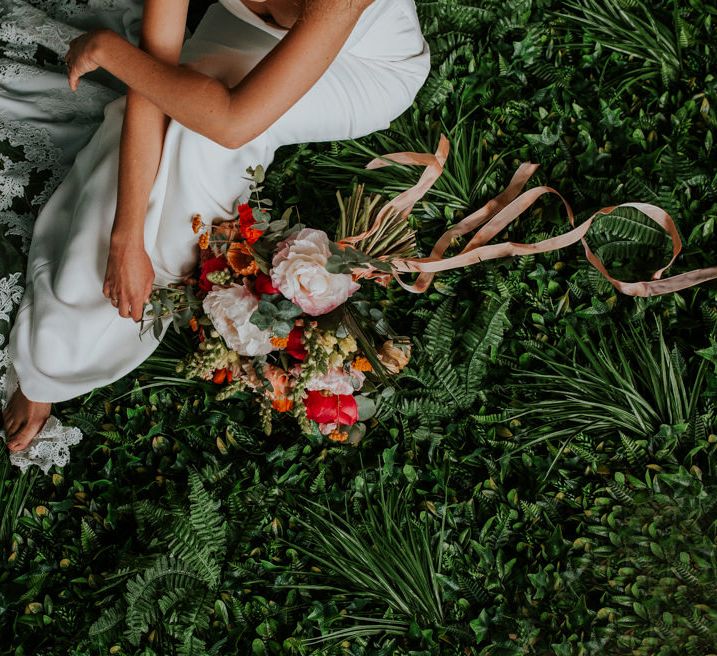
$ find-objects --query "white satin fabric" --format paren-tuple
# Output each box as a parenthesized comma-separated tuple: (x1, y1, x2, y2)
(7, 0, 430, 407)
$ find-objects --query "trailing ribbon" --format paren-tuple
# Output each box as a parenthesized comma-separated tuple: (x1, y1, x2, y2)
(345, 134, 717, 296)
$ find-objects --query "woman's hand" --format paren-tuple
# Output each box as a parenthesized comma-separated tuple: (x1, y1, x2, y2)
(103, 235, 155, 322)
(64, 29, 108, 91)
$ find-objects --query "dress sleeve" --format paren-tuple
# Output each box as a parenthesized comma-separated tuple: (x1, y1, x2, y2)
(265, 0, 431, 147)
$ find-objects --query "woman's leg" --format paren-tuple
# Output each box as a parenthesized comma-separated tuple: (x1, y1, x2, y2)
(3, 94, 175, 449)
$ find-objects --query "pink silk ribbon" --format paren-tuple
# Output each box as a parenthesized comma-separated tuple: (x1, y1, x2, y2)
(342, 134, 717, 296)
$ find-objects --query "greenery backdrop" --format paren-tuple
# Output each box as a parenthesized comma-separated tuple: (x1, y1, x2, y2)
(2, 0, 716, 654)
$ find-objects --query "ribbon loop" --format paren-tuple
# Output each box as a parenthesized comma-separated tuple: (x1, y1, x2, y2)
(338, 135, 450, 248)
(347, 133, 717, 298)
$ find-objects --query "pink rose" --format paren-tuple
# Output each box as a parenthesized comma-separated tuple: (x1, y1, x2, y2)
(270, 228, 360, 316)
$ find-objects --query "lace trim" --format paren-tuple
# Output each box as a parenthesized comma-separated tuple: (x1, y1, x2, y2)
(0, 111, 68, 211)
(0, 272, 23, 324)
(27, 0, 129, 23)
(36, 84, 116, 119)
(1, 356, 84, 475)
(0, 211, 33, 254)
(0, 272, 83, 475)
(0, 0, 82, 56)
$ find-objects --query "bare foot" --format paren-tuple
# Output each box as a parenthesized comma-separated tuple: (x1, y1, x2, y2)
(2, 386, 52, 453)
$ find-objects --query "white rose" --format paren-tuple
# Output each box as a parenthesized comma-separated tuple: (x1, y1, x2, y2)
(202, 283, 274, 356)
(270, 228, 360, 316)
(305, 367, 366, 395)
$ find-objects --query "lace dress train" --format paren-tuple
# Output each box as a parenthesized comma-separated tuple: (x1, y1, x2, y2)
(0, 0, 431, 474)
(0, 0, 145, 473)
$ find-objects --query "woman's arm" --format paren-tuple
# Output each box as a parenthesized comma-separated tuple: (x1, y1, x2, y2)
(111, 0, 189, 243)
(69, 0, 375, 150)
(104, 0, 189, 322)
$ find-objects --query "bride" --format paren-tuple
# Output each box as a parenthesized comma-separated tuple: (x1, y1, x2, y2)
(0, 0, 430, 460)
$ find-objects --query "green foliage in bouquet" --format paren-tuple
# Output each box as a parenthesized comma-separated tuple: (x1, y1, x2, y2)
(249, 295, 303, 338)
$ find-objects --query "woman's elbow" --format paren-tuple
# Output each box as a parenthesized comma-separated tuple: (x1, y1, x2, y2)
(192, 116, 245, 149)
(219, 123, 261, 150)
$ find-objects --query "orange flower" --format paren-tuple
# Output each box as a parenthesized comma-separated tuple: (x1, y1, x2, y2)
(213, 219, 241, 242)
(191, 214, 204, 234)
(263, 364, 293, 412)
(227, 241, 258, 276)
(198, 233, 210, 250)
(271, 398, 294, 413)
(328, 429, 349, 443)
(271, 336, 289, 349)
(352, 356, 372, 372)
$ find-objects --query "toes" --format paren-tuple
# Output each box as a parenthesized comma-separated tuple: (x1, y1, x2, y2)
(6, 422, 38, 452)
(6, 420, 26, 443)
(3, 414, 20, 438)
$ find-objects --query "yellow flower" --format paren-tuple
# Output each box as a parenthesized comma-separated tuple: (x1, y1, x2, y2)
(191, 214, 204, 234)
(339, 335, 358, 354)
(198, 232, 210, 250)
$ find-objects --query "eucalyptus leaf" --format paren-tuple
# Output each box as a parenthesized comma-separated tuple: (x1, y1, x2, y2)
(258, 300, 278, 316)
(250, 310, 273, 330)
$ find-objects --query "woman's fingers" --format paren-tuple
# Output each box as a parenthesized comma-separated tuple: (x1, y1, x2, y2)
(130, 297, 144, 322)
(118, 297, 131, 318)
(130, 290, 153, 322)
(104, 278, 153, 321)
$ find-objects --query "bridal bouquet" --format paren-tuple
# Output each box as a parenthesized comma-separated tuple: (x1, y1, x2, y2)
(143, 134, 717, 443)
(142, 166, 413, 443)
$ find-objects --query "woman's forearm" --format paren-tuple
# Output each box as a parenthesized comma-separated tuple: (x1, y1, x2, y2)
(93, 30, 233, 148)
(109, 0, 189, 248)
(111, 89, 170, 247)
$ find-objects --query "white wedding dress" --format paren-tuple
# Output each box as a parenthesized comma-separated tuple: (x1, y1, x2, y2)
(0, 0, 430, 473)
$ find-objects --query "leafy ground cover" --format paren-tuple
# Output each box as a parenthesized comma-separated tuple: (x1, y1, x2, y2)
(1, 0, 716, 654)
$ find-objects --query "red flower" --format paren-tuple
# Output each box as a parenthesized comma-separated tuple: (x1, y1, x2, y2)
(286, 325, 307, 361)
(213, 368, 233, 384)
(199, 256, 229, 292)
(254, 271, 280, 296)
(237, 203, 253, 223)
(304, 391, 359, 426)
(237, 203, 264, 245)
